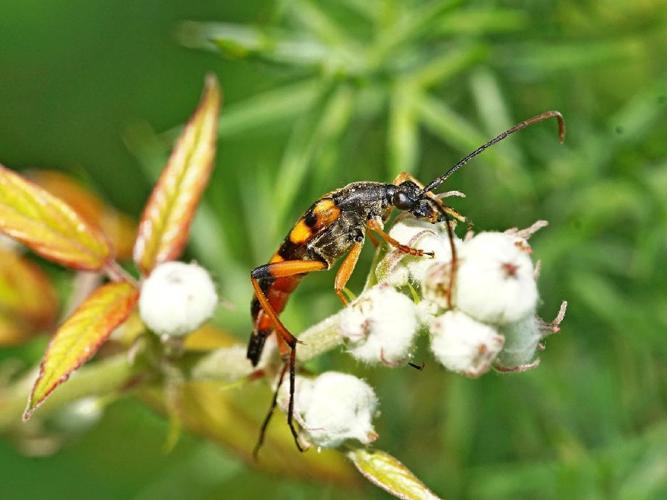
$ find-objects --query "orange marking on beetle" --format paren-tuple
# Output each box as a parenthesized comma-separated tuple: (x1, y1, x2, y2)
(312, 199, 340, 227)
(289, 219, 313, 244)
(269, 253, 285, 263)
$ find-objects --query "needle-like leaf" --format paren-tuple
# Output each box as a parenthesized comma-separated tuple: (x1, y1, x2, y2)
(0, 165, 111, 270)
(24, 281, 139, 420)
(133, 75, 221, 275)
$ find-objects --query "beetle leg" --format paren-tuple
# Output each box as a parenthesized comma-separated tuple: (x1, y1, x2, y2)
(441, 205, 467, 224)
(252, 358, 288, 460)
(250, 259, 327, 455)
(392, 171, 425, 188)
(251, 260, 328, 349)
(367, 219, 433, 257)
(334, 241, 364, 305)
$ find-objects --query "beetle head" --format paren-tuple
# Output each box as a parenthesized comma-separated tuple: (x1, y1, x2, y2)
(391, 181, 441, 223)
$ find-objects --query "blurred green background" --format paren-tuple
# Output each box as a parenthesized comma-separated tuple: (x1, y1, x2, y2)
(1, 0, 666, 498)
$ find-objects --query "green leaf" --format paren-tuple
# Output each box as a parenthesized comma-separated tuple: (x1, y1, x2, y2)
(180, 21, 331, 68)
(408, 44, 486, 90)
(217, 79, 321, 137)
(346, 447, 441, 499)
(0, 165, 111, 270)
(416, 93, 521, 185)
(289, 0, 356, 49)
(416, 93, 486, 152)
(24, 281, 139, 420)
(501, 38, 643, 74)
(469, 67, 533, 194)
(310, 83, 355, 185)
(375, 0, 461, 56)
(273, 84, 353, 225)
(388, 83, 420, 177)
(133, 75, 221, 275)
(339, 0, 382, 22)
(435, 8, 527, 35)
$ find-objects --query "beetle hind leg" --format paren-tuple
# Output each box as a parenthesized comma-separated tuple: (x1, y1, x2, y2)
(249, 259, 327, 456)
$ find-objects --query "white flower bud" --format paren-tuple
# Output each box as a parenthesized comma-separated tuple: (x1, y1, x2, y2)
(139, 261, 218, 337)
(495, 301, 568, 372)
(430, 311, 504, 377)
(382, 218, 461, 286)
(340, 284, 418, 365)
(280, 372, 379, 449)
(495, 315, 542, 370)
(415, 298, 439, 327)
(455, 232, 538, 325)
(51, 397, 103, 434)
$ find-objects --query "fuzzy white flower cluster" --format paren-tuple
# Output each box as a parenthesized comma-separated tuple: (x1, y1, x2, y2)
(139, 261, 218, 337)
(340, 217, 565, 377)
(278, 371, 379, 449)
(339, 284, 419, 365)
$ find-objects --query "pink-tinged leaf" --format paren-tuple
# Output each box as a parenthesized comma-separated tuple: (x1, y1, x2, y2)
(0, 165, 111, 270)
(347, 448, 441, 500)
(0, 248, 58, 345)
(133, 75, 221, 275)
(24, 281, 139, 420)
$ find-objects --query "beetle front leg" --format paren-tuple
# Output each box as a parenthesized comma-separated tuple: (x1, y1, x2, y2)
(367, 218, 434, 257)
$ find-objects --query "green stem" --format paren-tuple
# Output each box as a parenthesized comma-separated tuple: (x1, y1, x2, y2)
(184, 306, 349, 383)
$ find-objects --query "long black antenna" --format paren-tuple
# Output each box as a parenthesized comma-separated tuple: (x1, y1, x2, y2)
(420, 110, 565, 195)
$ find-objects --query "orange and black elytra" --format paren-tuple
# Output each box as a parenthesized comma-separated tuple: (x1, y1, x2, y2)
(249, 111, 566, 456)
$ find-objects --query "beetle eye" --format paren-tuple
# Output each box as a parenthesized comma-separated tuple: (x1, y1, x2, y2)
(392, 191, 413, 210)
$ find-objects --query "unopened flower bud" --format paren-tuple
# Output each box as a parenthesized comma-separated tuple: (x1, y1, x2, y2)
(430, 311, 504, 377)
(495, 315, 542, 370)
(495, 301, 568, 372)
(340, 284, 418, 365)
(51, 397, 103, 435)
(139, 261, 218, 337)
(279, 372, 379, 449)
(455, 232, 538, 325)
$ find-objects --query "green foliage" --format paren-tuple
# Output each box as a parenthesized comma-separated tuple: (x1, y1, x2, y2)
(1, 0, 666, 498)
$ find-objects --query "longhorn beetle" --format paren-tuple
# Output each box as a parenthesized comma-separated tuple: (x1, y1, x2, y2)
(248, 110, 565, 456)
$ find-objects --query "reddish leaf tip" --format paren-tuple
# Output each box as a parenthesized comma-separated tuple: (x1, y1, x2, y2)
(133, 74, 222, 275)
(24, 282, 139, 419)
